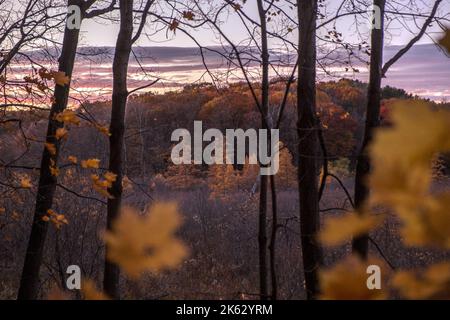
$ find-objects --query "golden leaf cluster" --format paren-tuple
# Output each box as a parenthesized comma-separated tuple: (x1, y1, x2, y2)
(42, 209, 68, 229)
(91, 172, 116, 198)
(81, 158, 100, 169)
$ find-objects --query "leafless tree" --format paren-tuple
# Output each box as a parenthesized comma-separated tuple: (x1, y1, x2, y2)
(104, 0, 155, 299)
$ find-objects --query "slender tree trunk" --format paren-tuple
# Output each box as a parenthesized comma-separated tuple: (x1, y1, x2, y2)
(269, 175, 278, 300)
(17, 2, 81, 300)
(352, 0, 385, 259)
(103, 0, 134, 299)
(297, 0, 323, 300)
(256, 0, 269, 300)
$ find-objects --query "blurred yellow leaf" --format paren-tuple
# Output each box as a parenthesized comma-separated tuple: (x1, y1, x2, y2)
(52, 71, 70, 86)
(46, 285, 70, 300)
(103, 202, 188, 278)
(392, 262, 450, 299)
(371, 101, 450, 164)
(81, 280, 109, 300)
(370, 101, 450, 249)
(396, 194, 450, 248)
(320, 255, 387, 300)
(55, 127, 68, 140)
(319, 212, 384, 246)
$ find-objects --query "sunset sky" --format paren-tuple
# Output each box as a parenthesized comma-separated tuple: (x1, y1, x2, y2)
(79, 1, 450, 47)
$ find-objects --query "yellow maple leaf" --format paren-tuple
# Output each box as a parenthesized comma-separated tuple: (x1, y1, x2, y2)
(20, 177, 32, 189)
(103, 202, 188, 278)
(371, 101, 450, 170)
(392, 262, 450, 299)
(438, 28, 450, 54)
(319, 212, 384, 246)
(320, 255, 388, 300)
(81, 158, 100, 169)
(81, 280, 109, 300)
(52, 71, 70, 86)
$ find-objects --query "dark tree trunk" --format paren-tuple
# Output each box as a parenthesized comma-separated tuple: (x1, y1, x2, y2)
(269, 175, 278, 300)
(297, 0, 323, 300)
(352, 0, 385, 259)
(103, 0, 134, 299)
(256, 0, 269, 300)
(17, 2, 81, 300)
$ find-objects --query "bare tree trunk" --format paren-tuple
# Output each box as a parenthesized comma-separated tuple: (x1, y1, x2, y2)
(269, 175, 278, 300)
(256, 0, 269, 300)
(352, 0, 385, 259)
(297, 0, 323, 300)
(103, 0, 134, 299)
(17, 2, 81, 300)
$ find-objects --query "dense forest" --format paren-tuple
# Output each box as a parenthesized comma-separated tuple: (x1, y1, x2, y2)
(0, 0, 449, 301)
